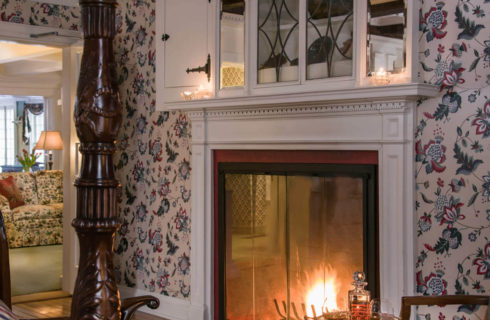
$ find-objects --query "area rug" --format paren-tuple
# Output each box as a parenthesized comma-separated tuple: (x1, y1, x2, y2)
(9, 245, 62, 296)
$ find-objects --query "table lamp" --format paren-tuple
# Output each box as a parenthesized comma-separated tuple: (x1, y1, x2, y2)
(34, 130, 63, 170)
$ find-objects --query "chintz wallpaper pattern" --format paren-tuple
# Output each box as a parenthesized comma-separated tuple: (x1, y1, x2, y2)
(111, 0, 192, 299)
(0, 0, 78, 30)
(416, 0, 490, 318)
(0, 0, 192, 299)
(1, 0, 489, 314)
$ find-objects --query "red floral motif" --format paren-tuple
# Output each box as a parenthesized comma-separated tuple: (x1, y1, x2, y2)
(473, 118, 488, 134)
(421, 5, 448, 42)
(472, 100, 490, 137)
(416, 138, 447, 173)
(0, 12, 24, 23)
(439, 203, 465, 225)
(473, 243, 490, 278)
(440, 67, 465, 92)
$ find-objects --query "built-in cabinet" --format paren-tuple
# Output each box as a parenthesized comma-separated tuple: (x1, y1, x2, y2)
(156, 0, 420, 110)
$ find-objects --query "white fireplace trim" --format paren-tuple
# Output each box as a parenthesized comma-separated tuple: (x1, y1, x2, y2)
(148, 84, 438, 320)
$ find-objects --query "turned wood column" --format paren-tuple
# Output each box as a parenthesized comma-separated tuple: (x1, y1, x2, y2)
(72, 0, 123, 319)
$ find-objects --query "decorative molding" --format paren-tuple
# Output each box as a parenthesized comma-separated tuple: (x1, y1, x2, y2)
(187, 100, 409, 121)
(0, 21, 81, 46)
(160, 83, 438, 111)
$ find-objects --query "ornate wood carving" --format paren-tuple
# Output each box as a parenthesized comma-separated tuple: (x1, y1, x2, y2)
(72, 1, 158, 319)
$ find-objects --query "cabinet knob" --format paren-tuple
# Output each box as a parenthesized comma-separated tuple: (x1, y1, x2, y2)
(161, 34, 170, 42)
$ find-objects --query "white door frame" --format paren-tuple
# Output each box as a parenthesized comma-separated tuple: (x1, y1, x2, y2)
(0, 21, 82, 294)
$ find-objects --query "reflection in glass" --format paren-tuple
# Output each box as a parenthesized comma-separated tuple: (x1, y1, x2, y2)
(306, 0, 354, 80)
(220, 0, 245, 88)
(224, 174, 364, 319)
(367, 0, 406, 75)
(257, 0, 299, 84)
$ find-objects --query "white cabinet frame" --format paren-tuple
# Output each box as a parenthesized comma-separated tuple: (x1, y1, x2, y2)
(157, 0, 420, 110)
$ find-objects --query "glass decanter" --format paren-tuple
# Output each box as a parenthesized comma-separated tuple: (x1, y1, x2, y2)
(348, 271, 371, 320)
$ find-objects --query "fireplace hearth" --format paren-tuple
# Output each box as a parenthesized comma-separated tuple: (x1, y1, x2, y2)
(216, 155, 378, 319)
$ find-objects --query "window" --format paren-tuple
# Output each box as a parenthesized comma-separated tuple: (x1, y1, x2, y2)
(0, 105, 16, 166)
(0, 95, 45, 170)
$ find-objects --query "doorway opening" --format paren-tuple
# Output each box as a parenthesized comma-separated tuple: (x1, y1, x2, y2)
(0, 27, 81, 304)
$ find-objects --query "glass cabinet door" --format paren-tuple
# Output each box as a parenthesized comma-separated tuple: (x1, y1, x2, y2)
(257, 0, 299, 84)
(306, 0, 354, 80)
(367, 0, 406, 76)
(220, 0, 246, 89)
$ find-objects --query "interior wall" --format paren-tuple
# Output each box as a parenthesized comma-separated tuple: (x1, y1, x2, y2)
(415, 0, 490, 304)
(46, 93, 63, 169)
(1, 1, 488, 316)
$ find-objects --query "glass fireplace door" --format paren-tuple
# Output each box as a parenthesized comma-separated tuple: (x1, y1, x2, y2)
(219, 164, 377, 320)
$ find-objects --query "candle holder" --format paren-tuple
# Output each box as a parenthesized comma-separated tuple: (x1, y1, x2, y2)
(180, 84, 212, 100)
(370, 68, 391, 86)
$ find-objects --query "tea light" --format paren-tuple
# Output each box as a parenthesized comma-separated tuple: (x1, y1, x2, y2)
(180, 84, 213, 100)
(372, 67, 391, 85)
(181, 91, 193, 101)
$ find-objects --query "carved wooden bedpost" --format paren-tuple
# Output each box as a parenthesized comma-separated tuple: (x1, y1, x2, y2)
(72, 1, 158, 319)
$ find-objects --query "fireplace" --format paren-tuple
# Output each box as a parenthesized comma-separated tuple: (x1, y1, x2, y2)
(215, 151, 379, 319)
(140, 85, 437, 320)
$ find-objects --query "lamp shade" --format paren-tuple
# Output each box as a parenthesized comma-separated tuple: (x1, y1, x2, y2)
(34, 131, 63, 151)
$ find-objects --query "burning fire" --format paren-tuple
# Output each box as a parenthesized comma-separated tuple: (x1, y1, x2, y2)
(305, 268, 340, 317)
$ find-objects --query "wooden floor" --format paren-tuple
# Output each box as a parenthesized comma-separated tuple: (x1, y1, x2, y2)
(12, 296, 166, 319)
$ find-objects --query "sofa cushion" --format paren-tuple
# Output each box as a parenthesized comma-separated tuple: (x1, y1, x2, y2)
(35, 170, 63, 205)
(0, 176, 24, 209)
(7, 217, 62, 248)
(11, 204, 63, 222)
(0, 172, 38, 205)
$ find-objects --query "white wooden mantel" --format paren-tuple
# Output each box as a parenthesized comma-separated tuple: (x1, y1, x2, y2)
(145, 83, 439, 320)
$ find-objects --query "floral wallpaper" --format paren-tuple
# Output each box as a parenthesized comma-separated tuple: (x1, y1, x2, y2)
(416, 0, 490, 318)
(0, 0, 192, 300)
(1, 0, 489, 315)
(111, 0, 192, 299)
(0, 0, 79, 30)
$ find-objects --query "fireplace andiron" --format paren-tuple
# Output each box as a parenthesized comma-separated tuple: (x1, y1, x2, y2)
(273, 271, 370, 320)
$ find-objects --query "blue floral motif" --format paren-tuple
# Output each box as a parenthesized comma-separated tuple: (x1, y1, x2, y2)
(178, 159, 191, 180)
(482, 175, 490, 200)
(178, 254, 190, 275)
(420, 3, 448, 42)
(174, 207, 189, 233)
(135, 202, 148, 222)
(149, 228, 163, 253)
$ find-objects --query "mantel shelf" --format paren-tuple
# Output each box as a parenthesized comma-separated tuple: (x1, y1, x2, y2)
(160, 83, 439, 111)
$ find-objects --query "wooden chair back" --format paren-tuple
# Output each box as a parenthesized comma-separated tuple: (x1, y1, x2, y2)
(0, 210, 11, 309)
(400, 295, 489, 320)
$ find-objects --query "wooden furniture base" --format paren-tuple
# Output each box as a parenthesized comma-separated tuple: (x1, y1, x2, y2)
(70, 0, 159, 319)
(400, 295, 490, 320)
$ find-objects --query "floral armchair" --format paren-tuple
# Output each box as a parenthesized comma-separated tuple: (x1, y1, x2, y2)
(0, 170, 63, 248)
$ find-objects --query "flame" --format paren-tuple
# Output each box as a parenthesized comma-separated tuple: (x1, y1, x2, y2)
(305, 268, 339, 317)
